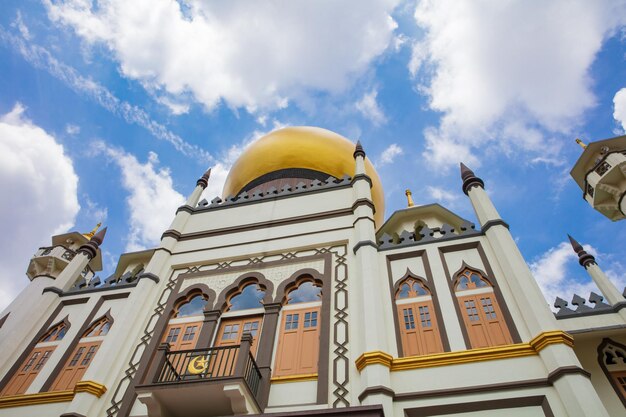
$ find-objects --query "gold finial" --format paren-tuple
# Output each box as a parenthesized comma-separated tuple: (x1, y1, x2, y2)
(575, 138, 587, 149)
(83, 222, 102, 240)
(405, 189, 415, 207)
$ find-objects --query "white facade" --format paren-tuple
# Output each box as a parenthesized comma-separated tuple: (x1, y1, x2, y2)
(1, 128, 625, 417)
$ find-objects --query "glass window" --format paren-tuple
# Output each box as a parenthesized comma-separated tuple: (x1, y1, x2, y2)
(166, 327, 180, 344)
(177, 295, 207, 317)
(419, 305, 431, 327)
(243, 321, 259, 336)
(182, 326, 198, 341)
(304, 312, 318, 328)
(81, 346, 98, 366)
(397, 283, 411, 298)
(403, 308, 415, 330)
(229, 284, 265, 311)
(285, 314, 299, 330)
(22, 352, 40, 372)
(69, 347, 85, 366)
(287, 281, 322, 304)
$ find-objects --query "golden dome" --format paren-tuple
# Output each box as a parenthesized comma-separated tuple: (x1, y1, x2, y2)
(222, 126, 385, 226)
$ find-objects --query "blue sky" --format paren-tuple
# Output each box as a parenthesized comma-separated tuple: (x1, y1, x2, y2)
(1, 0, 625, 310)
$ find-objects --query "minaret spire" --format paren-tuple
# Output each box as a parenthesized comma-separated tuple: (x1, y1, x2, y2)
(196, 168, 212, 189)
(405, 189, 415, 207)
(460, 162, 484, 195)
(78, 227, 107, 259)
(353, 140, 366, 159)
(567, 234, 596, 268)
(567, 234, 624, 306)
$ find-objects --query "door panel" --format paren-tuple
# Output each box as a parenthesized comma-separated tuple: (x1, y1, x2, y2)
(1, 346, 55, 396)
(212, 316, 262, 377)
(274, 307, 320, 377)
(51, 341, 101, 391)
(397, 300, 443, 356)
(458, 293, 512, 348)
(162, 321, 202, 351)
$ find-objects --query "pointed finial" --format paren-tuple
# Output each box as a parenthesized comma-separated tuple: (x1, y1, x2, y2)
(575, 138, 587, 150)
(405, 189, 415, 207)
(196, 167, 212, 189)
(353, 140, 366, 159)
(460, 162, 484, 195)
(82, 222, 102, 240)
(78, 227, 107, 259)
(567, 234, 596, 268)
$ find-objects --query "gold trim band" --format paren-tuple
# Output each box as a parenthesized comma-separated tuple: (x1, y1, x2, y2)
(0, 380, 107, 409)
(356, 330, 574, 372)
(74, 380, 107, 397)
(270, 373, 318, 383)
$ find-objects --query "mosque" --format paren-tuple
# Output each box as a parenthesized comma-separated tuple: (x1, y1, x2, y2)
(0, 126, 625, 417)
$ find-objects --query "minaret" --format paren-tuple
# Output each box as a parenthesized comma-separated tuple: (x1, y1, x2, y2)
(460, 163, 610, 417)
(61, 168, 212, 416)
(570, 136, 626, 221)
(568, 235, 625, 307)
(0, 228, 107, 376)
(351, 142, 394, 416)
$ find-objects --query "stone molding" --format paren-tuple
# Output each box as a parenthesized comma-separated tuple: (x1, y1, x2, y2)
(0, 380, 106, 409)
(355, 330, 573, 372)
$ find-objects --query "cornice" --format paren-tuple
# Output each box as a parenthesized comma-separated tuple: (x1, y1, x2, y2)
(355, 331, 573, 372)
(270, 373, 318, 384)
(0, 380, 106, 409)
(74, 380, 107, 397)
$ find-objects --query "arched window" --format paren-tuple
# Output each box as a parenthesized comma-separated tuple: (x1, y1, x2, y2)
(215, 283, 266, 356)
(162, 292, 208, 351)
(1, 319, 69, 396)
(598, 339, 626, 406)
(454, 267, 512, 349)
(274, 277, 322, 377)
(394, 275, 443, 357)
(51, 314, 113, 391)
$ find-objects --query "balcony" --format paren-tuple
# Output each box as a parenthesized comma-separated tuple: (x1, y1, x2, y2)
(136, 334, 264, 417)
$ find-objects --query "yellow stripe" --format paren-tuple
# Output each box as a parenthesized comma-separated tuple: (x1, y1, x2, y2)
(270, 373, 318, 383)
(355, 330, 573, 372)
(0, 380, 107, 409)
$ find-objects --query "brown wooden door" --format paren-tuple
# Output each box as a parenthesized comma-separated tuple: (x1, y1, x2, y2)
(211, 316, 262, 377)
(458, 293, 512, 348)
(274, 306, 321, 376)
(51, 341, 101, 391)
(397, 300, 443, 357)
(214, 316, 262, 355)
(162, 321, 202, 351)
(1, 346, 55, 396)
(612, 371, 626, 398)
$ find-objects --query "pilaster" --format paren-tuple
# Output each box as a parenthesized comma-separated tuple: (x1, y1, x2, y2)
(61, 168, 212, 416)
(460, 163, 610, 416)
(351, 142, 393, 414)
(0, 229, 106, 376)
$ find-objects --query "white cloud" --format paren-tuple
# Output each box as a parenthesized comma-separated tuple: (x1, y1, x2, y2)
(379, 143, 403, 165)
(411, 1, 626, 167)
(530, 242, 594, 308)
(0, 27, 210, 161)
(426, 186, 458, 206)
(82, 196, 108, 224)
(356, 89, 387, 125)
(95, 143, 185, 251)
(65, 123, 80, 135)
(44, 0, 400, 112)
(0, 104, 80, 310)
(613, 87, 626, 132)
(11, 10, 31, 40)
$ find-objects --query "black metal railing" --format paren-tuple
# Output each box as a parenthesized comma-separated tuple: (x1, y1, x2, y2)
(243, 352, 262, 396)
(154, 344, 262, 397)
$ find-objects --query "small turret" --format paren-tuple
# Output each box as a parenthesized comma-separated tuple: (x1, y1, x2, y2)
(570, 135, 626, 221)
